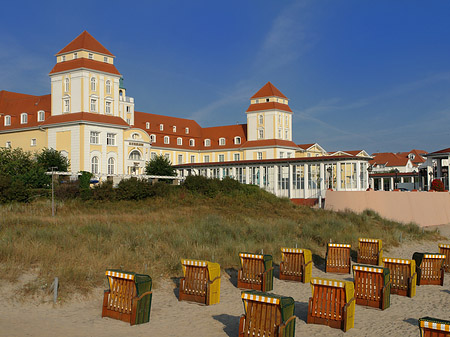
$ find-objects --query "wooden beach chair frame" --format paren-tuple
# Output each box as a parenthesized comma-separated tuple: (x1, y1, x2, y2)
(325, 243, 352, 274)
(279, 248, 312, 283)
(382, 258, 417, 297)
(413, 253, 445, 286)
(439, 244, 450, 273)
(418, 317, 450, 337)
(357, 238, 383, 266)
(102, 269, 152, 325)
(179, 259, 221, 305)
(238, 290, 296, 337)
(352, 264, 390, 310)
(307, 278, 355, 332)
(237, 253, 274, 291)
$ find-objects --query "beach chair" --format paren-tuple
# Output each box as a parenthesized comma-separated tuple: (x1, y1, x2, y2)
(279, 248, 312, 283)
(179, 259, 220, 305)
(357, 238, 383, 266)
(352, 264, 390, 310)
(418, 317, 450, 337)
(412, 253, 445, 286)
(439, 244, 450, 272)
(239, 290, 296, 337)
(237, 253, 274, 291)
(382, 258, 417, 297)
(102, 269, 152, 325)
(307, 278, 355, 332)
(325, 243, 351, 274)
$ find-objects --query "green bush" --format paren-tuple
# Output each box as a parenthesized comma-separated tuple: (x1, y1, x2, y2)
(116, 178, 151, 200)
(55, 181, 80, 200)
(92, 180, 116, 200)
(0, 175, 30, 203)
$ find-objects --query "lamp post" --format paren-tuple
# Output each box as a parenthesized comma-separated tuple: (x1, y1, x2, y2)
(327, 166, 332, 189)
(429, 171, 433, 191)
(367, 165, 373, 189)
(51, 166, 58, 217)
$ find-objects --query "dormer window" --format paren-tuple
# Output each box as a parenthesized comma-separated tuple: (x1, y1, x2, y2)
(173, 126, 176, 132)
(20, 113, 28, 124)
(219, 138, 226, 146)
(259, 115, 263, 124)
(73, 52, 77, 59)
(177, 137, 182, 145)
(146, 122, 150, 129)
(164, 136, 169, 144)
(204, 139, 211, 147)
(266, 98, 269, 102)
(37, 110, 45, 122)
(4, 115, 11, 126)
(234, 136, 241, 145)
(104, 56, 108, 63)
(90, 77, 96, 91)
(255, 99, 259, 103)
(160, 124, 164, 131)
(150, 134, 156, 143)
(189, 139, 195, 147)
(61, 55, 66, 62)
(88, 53, 93, 60)
(185, 127, 189, 134)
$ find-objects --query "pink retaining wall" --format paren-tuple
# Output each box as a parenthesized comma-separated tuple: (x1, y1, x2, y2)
(325, 191, 450, 227)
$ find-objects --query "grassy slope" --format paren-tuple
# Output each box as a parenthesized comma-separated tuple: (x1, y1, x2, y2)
(0, 188, 438, 297)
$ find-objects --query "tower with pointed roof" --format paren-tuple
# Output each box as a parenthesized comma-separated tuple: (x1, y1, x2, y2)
(49, 31, 135, 125)
(246, 82, 292, 142)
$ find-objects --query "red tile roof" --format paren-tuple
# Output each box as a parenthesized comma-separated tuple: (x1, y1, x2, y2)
(370, 152, 409, 167)
(201, 124, 247, 150)
(41, 112, 129, 127)
(56, 31, 114, 56)
(0, 91, 51, 131)
(427, 148, 450, 156)
(251, 82, 288, 99)
(297, 143, 316, 150)
(246, 102, 292, 113)
(49, 58, 121, 76)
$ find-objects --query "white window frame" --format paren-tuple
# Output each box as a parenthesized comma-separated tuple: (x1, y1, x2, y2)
(151, 152, 157, 159)
(146, 122, 150, 129)
(177, 137, 182, 145)
(64, 99, 70, 113)
(105, 101, 111, 114)
(106, 133, 116, 146)
(37, 110, 45, 122)
(178, 154, 183, 164)
(185, 127, 189, 134)
(160, 124, 164, 131)
(4, 115, 11, 126)
(105, 80, 111, 94)
(104, 56, 108, 63)
(257, 152, 263, 160)
(88, 53, 93, 60)
(234, 153, 240, 161)
(62, 55, 66, 62)
(234, 136, 241, 145)
(20, 113, 28, 124)
(5, 141, 11, 148)
(90, 131, 100, 144)
(219, 138, 226, 146)
(65, 78, 70, 92)
(218, 154, 225, 162)
(30, 138, 36, 147)
(189, 139, 195, 147)
(150, 134, 156, 143)
(259, 115, 263, 124)
(258, 128, 264, 139)
(204, 155, 210, 163)
(164, 153, 170, 160)
(107, 157, 115, 175)
(91, 156, 99, 174)
(90, 77, 96, 91)
(204, 139, 211, 147)
(190, 155, 195, 163)
(90, 98, 97, 112)
(164, 136, 169, 144)
(173, 126, 176, 132)
(73, 52, 77, 59)
(129, 150, 142, 160)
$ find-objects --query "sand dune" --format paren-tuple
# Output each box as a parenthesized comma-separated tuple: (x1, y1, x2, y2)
(1, 226, 449, 337)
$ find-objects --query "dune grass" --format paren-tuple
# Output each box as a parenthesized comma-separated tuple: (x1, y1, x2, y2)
(0, 187, 439, 298)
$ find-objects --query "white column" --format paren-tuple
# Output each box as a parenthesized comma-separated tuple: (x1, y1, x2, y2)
(219, 167, 223, 180)
(245, 166, 250, 185)
(390, 177, 394, 190)
(289, 164, 294, 198)
(273, 165, 279, 196)
(380, 177, 384, 191)
(304, 164, 309, 198)
(336, 163, 341, 191)
(356, 162, 361, 190)
(259, 166, 263, 188)
(319, 163, 325, 192)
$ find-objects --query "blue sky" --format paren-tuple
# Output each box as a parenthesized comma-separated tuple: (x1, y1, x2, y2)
(1, 0, 450, 154)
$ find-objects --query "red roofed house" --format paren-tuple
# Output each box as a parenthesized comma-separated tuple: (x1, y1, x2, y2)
(0, 31, 372, 199)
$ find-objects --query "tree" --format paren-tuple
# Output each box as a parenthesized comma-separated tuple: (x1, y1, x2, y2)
(145, 155, 176, 176)
(35, 148, 70, 172)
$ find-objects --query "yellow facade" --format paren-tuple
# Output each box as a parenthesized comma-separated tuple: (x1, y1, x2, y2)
(0, 129, 47, 153)
(56, 131, 71, 159)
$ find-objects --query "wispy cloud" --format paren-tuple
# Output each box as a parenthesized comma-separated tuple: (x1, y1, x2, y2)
(254, 0, 316, 71)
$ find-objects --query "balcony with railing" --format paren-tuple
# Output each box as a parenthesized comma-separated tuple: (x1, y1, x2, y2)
(119, 95, 134, 103)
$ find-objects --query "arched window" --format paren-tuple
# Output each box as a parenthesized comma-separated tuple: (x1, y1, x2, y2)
(177, 137, 182, 145)
(132, 133, 140, 140)
(150, 134, 156, 143)
(90, 77, 96, 91)
(4, 115, 11, 126)
(106, 80, 111, 94)
(259, 115, 263, 124)
(107, 157, 115, 175)
(38, 110, 45, 122)
(91, 156, 99, 174)
(65, 78, 70, 92)
(20, 113, 28, 124)
(129, 150, 141, 160)
(219, 138, 225, 146)
(204, 139, 211, 147)
(234, 136, 241, 145)
(189, 139, 195, 147)
(164, 136, 169, 144)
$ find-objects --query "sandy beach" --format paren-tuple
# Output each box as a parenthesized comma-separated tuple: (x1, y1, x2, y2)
(1, 225, 449, 337)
